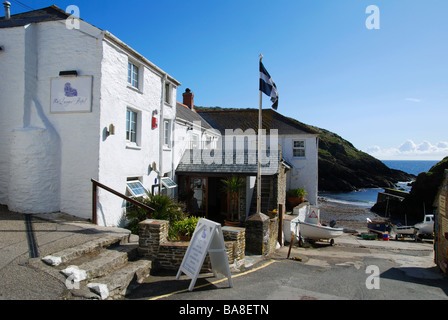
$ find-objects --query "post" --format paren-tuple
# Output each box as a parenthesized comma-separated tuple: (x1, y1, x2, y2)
(278, 203, 284, 245)
(92, 181, 98, 225)
(257, 54, 263, 214)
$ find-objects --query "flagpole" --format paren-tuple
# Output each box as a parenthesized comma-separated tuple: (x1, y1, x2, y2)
(257, 54, 263, 215)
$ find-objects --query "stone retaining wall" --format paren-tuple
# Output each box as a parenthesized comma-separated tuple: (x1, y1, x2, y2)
(138, 219, 245, 272)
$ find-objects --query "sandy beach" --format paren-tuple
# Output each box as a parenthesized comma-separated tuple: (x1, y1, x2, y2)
(317, 197, 384, 232)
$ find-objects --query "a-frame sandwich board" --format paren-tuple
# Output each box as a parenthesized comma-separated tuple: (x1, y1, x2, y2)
(176, 218, 233, 292)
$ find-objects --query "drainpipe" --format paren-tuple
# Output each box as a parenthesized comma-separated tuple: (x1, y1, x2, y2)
(158, 74, 167, 194)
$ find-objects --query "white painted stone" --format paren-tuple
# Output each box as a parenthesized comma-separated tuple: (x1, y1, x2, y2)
(61, 265, 87, 282)
(41, 255, 63, 266)
(87, 282, 110, 300)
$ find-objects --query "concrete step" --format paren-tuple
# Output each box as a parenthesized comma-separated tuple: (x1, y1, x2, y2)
(39, 230, 152, 300)
(41, 233, 131, 266)
(67, 245, 133, 280)
(87, 259, 152, 300)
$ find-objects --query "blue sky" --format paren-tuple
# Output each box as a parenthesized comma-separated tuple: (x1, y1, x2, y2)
(9, 0, 448, 160)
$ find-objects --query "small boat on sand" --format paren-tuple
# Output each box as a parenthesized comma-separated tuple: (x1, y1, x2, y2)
(297, 220, 344, 246)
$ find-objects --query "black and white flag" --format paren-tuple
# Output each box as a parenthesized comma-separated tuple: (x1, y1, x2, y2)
(259, 61, 279, 110)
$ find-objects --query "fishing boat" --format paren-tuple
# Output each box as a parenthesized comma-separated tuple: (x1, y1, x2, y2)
(297, 220, 344, 246)
(393, 224, 417, 240)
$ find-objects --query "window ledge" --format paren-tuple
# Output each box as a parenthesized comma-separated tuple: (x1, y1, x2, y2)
(126, 143, 141, 150)
(126, 85, 143, 94)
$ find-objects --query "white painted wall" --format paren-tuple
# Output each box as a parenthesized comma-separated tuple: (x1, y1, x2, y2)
(97, 38, 177, 226)
(279, 135, 319, 205)
(0, 19, 179, 226)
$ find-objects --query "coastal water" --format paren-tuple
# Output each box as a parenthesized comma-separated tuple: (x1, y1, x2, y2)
(319, 160, 439, 208)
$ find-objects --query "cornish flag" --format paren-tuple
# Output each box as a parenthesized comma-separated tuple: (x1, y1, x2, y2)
(259, 61, 279, 110)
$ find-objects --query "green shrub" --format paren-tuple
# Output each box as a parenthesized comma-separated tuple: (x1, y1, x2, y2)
(125, 192, 186, 234)
(170, 216, 200, 240)
(286, 188, 307, 198)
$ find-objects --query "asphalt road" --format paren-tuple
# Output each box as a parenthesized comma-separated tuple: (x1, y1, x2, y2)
(128, 239, 448, 301)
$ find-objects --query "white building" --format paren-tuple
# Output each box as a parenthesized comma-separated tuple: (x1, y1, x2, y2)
(0, 5, 180, 226)
(198, 108, 319, 205)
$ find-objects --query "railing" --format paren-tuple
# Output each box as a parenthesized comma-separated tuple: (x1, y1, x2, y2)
(91, 178, 155, 225)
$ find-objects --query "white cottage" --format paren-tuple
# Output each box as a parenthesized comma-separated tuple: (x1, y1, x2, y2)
(0, 5, 180, 226)
(198, 108, 319, 205)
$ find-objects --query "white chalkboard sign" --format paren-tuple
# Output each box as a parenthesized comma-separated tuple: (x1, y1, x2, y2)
(176, 218, 233, 291)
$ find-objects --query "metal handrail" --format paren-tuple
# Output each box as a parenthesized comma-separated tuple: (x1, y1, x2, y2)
(91, 178, 155, 225)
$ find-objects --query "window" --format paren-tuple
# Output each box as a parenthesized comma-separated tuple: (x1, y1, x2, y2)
(126, 109, 138, 143)
(164, 83, 171, 105)
(161, 177, 177, 189)
(293, 140, 306, 158)
(126, 180, 147, 198)
(191, 134, 199, 149)
(128, 61, 139, 88)
(164, 120, 171, 147)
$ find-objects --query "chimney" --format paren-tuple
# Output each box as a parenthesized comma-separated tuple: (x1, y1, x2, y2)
(3, 1, 10, 20)
(182, 88, 194, 110)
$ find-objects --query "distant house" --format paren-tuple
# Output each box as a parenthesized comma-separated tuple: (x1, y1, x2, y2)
(198, 108, 319, 205)
(172, 89, 317, 224)
(0, 5, 180, 226)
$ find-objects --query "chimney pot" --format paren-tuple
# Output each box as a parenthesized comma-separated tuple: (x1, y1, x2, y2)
(183, 88, 194, 110)
(3, 1, 10, 20)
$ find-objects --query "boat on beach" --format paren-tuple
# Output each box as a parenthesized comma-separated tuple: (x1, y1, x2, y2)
(393, 224, 417, 240)
(298, 220, 344, 242)
(291, 205, 344, 246)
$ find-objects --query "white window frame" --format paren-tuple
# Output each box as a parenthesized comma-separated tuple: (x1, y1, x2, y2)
(126, 108, 141, 147)
(293, 140, 306, 158)
(126, 180, 147, 198)
(163, 119, 171, 148)
(191, 133, 199, 149)
(161, 177, 177, 189)
(127, 61, 140, 89)
(164, 82, 172, 106)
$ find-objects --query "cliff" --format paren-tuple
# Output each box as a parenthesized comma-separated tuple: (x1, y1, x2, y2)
(313, 127, 414, 192)
(399, 156, 448, 222)
(283, 119, 414, 192)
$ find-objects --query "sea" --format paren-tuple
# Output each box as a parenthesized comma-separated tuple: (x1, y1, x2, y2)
(319, 160, 439, 208)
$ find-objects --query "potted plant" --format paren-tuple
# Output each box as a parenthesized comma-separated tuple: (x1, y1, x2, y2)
(221, 176, 245, 226)
(170, 216, 200, 241)
(286, 188, 307, 208)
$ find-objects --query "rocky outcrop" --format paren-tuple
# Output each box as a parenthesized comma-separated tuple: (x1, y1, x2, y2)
(315, 127, 414, 192)
(399, 156, 448, 222)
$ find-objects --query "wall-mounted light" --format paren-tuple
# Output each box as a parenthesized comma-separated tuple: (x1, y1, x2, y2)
(106, 124, 115, 136)
(187, 126, 193, 131)
(59, 70, 78, 77)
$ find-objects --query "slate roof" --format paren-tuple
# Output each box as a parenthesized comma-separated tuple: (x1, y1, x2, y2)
(197, 108, 319, 136)
(176, 103, 214, 131)
(0, 5, 71, 28)
(176, 148, 280, 175)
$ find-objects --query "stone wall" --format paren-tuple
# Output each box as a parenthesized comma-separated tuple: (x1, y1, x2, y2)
(245, 213, 279, 255)
(138, 219, 245, 272)
(436, 169, 448, 274)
